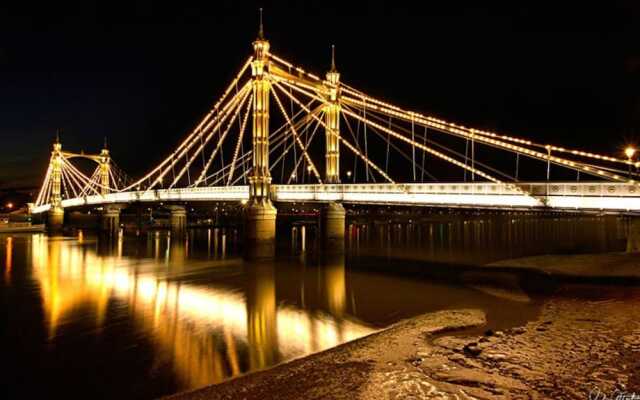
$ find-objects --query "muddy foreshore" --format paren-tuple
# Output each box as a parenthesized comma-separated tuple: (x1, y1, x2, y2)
(487, 252, 640, 280)
(168, 254, 640, 399)
(348, 252, 640, 286)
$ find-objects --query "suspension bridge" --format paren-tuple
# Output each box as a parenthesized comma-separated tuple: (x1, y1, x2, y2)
(29, 22, 640, 247)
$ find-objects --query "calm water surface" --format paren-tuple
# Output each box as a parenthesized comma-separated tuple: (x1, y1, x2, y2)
(0, 215, 626, 399)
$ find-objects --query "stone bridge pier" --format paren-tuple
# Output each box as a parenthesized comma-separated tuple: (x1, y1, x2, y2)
(627, 217, 640, 252)
(167, 205, 187, 234)
(47, 207, 64, 233)
(101, 204, 122, 235)
(321, 202, 346, 247)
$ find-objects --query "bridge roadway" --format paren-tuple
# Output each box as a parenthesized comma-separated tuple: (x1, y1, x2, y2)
(30, 182, 640, 214)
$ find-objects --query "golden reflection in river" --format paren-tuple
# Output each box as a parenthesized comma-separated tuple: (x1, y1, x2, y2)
(246, 263, 277, 370)
(29, 233, 374, 390)
(4, 236, 12, 283)
(324, 253, 346, 317)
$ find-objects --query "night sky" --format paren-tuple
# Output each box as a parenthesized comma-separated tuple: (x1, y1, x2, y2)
(2, 1, 639, 189)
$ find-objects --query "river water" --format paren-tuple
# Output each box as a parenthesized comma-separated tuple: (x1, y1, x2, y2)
(0, 215, 627, 399)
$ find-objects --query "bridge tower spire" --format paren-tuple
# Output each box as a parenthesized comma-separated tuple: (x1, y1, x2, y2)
(245, 12, 277, 255)
(48, 131, 64, 231)
(99, 137, 110, 196)
(324, 45, 341, 184)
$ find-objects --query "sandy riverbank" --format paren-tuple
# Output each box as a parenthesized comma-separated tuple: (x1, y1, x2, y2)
(168, 309, 486, 400)
(486, 252, 640, 280)
(168, 285, 640, 399)
(166, 253, 640, 400)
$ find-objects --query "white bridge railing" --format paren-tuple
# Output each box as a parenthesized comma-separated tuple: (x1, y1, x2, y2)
(30, 182, 640, 214)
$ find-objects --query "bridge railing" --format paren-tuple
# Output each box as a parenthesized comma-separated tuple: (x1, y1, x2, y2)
(272, 182, 640, 211)
(272, 183, 539, 207)
(273, 182, 640, 196)
(29, 182, 640, 214)
(30, 187, 251, 214)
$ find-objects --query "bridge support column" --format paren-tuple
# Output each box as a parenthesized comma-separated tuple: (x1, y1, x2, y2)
(168, 205, 187, 234)
(321, 202, 346, 246)
(47, 207, 64, 232)
(101, 205, 121, 235)
(245, 28, 277, 258)
(627, 217, 640, 252)
(245, 202, 278, 257)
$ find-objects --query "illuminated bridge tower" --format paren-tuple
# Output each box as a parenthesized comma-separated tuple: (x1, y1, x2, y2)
(99, 140, 110, 196)
(48, 136, 64, 231)
(245, 18, 277, 255)
(321, 46, 346, 244)
(98, 140, 121, 235)
(324, 45, 341, 185)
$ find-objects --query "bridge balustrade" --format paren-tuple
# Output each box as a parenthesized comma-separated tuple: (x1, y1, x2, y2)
(29, 181, 640, 215)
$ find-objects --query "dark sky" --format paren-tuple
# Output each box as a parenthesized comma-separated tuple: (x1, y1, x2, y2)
(2, 1, 640, 188)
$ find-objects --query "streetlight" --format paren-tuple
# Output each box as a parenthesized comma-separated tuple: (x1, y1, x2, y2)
(625, 146, 636, 179)
(346, 170, 352, 179)
(6, 202, 13, 210)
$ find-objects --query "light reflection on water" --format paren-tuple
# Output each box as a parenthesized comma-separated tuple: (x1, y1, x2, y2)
(0, 215, 625, 399)
(24, 231, 372, 392)
(347, 215, 626, 264)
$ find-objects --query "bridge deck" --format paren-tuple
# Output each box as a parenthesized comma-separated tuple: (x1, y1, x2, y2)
(30, 182, 640, 214)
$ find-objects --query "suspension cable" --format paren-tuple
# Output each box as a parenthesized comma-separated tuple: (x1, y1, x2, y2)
(270, 84, 323, 184)
(276, 77, 500, 185)
(344, 103, 516, 182)
(342, 96, 632, 184)
(286, 114, 324, 184)
(120, 57, 253, 191)
(168, 84, 251, 188)
(342, 111, 437, 182)
(227, 95, 253, 185)
(273, 81, 396, 184)
(189, 86, 252, 187)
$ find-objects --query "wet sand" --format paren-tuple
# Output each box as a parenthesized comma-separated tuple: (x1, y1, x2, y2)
(421, 285, 640, 398)
(167, 309, 486, 400)
(487, 252, 640, 280)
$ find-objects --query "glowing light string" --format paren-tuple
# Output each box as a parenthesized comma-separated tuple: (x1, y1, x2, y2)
(227, 95, 254, 186)
(340, 83, 630, 166)
(276, 78, 503, 185)
(149, 81, 251, 191)
(272, 81, 396, 185)
(182, 85, 252, 187)
(269, 84, 323, 184)
(120, 57, 253, 192)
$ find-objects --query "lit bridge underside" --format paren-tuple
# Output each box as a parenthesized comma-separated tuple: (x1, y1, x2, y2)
(30, 182, 640, 214)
